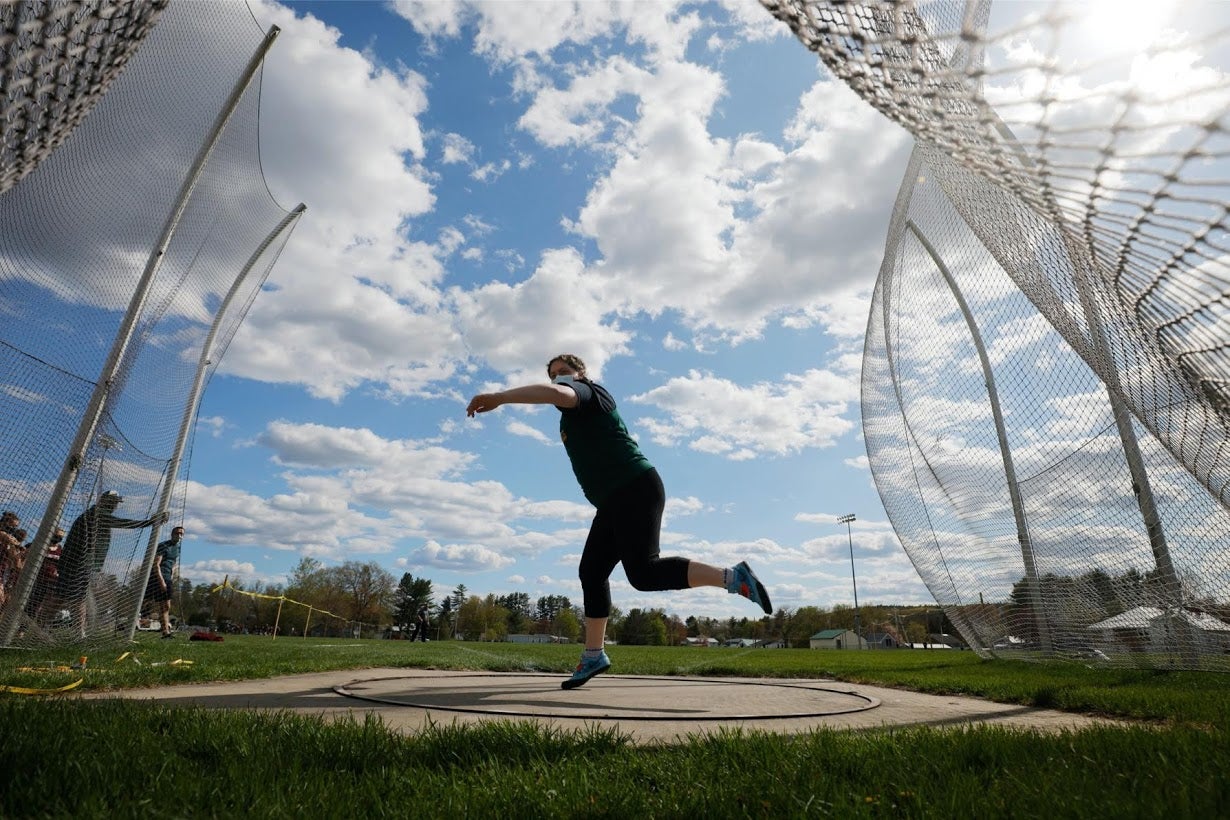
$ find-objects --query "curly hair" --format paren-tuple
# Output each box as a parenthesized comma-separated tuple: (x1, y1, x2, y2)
(546, 353, 587, 378)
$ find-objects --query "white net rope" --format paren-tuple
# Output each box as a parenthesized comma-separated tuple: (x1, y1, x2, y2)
(0, 2, 301, 649)
(764, 0, 1230, 668)
(1, 0, 168, 194)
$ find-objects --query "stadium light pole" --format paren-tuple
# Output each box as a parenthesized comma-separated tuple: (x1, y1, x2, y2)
(838, 514, 862, 649)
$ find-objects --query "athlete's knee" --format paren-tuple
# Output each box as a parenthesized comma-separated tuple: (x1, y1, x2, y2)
(623, 561, 657, 591)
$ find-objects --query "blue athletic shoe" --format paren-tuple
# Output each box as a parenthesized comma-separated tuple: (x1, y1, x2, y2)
(729, 561, 772, 614)
(561, 651, 611, 690)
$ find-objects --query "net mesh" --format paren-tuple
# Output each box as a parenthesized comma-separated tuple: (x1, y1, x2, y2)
(0, 2, 302, 649)
(1, 0, 168, 194)
(764, 0, 1230, 668)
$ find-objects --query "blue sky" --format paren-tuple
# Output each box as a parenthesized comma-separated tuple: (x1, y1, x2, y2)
(168, 0, 923, 619)
(156, 0, 1230, 619)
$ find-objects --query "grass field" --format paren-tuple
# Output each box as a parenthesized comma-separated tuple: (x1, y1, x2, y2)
(1, 636, 1227, 818)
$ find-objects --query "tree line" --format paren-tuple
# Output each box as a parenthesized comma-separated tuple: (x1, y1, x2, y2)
(160, 557, 951, 645)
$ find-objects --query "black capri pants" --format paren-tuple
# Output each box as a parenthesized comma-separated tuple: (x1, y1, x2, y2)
(579, 468, 690, 618)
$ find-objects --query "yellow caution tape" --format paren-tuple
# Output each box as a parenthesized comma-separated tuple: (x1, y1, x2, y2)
(209, 577, 372, 629)
(0, 678, 84, 695)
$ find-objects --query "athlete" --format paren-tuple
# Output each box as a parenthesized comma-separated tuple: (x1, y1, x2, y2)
(466, 354, 772, 689)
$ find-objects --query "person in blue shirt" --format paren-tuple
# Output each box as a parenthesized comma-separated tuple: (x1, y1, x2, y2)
(467, 353, 772, 690)
(144, 525, 183, 638)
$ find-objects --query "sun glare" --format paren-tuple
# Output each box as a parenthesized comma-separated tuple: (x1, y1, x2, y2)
(1078, 0, 1178, 53)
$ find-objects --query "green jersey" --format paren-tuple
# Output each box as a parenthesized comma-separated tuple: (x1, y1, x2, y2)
(558, 380, 652, 507)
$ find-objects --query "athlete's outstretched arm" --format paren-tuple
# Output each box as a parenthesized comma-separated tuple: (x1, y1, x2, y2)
(466, 383, 577, 417)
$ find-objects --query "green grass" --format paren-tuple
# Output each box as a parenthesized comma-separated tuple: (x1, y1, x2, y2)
(2, 638, 1228, 817)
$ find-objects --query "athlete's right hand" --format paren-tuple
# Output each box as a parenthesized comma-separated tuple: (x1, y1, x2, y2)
(466, 393, 503, 417)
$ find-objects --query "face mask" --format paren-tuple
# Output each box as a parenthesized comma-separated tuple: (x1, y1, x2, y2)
(553, 374, 575, 385)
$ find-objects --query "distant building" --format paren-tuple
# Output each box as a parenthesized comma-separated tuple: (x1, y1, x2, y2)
(506, 634, 568, 644)
(1087, 607, 1230, 654)
(723, 637, 758, 648)
(864, 631, 901, 649)
(809, 628, 865, 650)
(683, 636, 720, 647)
(922, 633, 966, 649)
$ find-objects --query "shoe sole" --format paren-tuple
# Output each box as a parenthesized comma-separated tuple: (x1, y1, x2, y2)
(560, 662, 610, 690)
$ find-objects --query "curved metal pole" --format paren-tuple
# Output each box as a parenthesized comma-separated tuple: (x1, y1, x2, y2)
(0, 26, 282, 645)
(986, 117, 1180, 604)
(905, 220, 1051, 652)
(877, 220, 969, 607)
(127, 203, 305, 641)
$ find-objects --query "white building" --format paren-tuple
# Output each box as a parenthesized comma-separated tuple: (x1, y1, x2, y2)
(809, 629, 866, 650)
(1088, 606, 1230, 653)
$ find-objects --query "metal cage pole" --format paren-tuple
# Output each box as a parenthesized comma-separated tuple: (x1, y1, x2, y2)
(0, 26, 282, 645)
(984, 116, 1181, 604)
(127, 203, 305, 641)
(871, 152, 972, 625)
(905, 220, 1051, 652)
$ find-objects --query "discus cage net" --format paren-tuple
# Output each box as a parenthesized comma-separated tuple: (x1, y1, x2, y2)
(0, 1, 303, 649)
(763, 0, 1230, 668)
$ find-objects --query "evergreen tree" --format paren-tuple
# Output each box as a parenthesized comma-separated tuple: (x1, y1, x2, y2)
(617, 608, 667, 645)
(394, 573, 434, 627)
(536, 594, 571, 621)
(437, 596, 453, 639)
(496, 592, 532, 633)
(450, 585, 468, 638)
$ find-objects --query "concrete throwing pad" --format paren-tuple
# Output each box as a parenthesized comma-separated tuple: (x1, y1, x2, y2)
(82, 668, 1126, 743)
(336, 671, 879, 721)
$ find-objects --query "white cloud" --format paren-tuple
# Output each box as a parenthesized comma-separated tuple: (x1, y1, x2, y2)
(179, 479, 382, 560)
(631, 369, 858, 458)
(393, 1, 697, 66)
(390, 0, 468, 40)
(844, 454, 870, 470)
(182, 559, 260, 586)
(217, 2, 468, 401)
(519, 55, 649, 148)
(441, 132, 476, 164)
(412, 539, 516, 571)
(471, 159, 512, 182)
(452, 246, 633, 381)
(551, 63, 909, 340)
(258, 420, 473, 476)
(506, 420, 552, 444)
(196, 415, 228, 438)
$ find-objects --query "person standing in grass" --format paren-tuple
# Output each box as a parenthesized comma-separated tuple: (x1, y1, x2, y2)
(412, 605, 430, 642)
(58, 491, 168, 638)
(466, 353, 772, 690)
(143, 525, 183, 638)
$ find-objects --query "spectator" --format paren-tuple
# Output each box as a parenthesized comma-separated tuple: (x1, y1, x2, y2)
(0, 526, 25, 609)
(412, 605, 430, 642)
(57, 491, 168, 638)
(0, 510, 20, 540)
(26, 527, 64, 623)
(143, 525, 183, 639)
